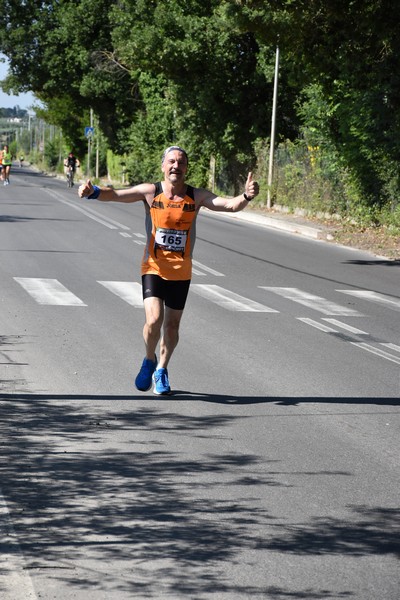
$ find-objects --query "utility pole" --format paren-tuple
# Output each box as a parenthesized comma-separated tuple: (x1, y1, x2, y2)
(95, 114, 99, 179)
(267, 44, 279, 209)
(87, 108, 93, 177)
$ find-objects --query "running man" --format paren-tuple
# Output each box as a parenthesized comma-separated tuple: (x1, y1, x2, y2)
(78, 146, 259, 394)
(1, 145, 13, 185)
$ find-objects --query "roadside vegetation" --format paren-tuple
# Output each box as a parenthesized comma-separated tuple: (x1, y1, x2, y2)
(1, 1, 399, 254)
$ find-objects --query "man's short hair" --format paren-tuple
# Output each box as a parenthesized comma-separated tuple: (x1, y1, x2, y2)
(162, 146, 188, 165)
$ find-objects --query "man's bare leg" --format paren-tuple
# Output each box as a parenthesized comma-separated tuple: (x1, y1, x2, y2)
(158, 306, 184, 369)
(143, 296, 164, 360)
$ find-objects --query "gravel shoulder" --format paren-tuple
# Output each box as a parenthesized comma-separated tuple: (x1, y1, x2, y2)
(250, 206, 400, 261)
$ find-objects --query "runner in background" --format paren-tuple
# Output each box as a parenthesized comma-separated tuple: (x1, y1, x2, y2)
(1, 144, 12, 185)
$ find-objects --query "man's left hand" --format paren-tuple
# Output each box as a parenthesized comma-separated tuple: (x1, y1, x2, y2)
(245, 172, 259, 200)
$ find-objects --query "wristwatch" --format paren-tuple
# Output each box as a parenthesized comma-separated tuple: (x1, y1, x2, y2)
(243, 193, 252, 201)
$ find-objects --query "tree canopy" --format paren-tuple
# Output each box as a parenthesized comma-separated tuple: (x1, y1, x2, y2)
(1, 0, 399, 205)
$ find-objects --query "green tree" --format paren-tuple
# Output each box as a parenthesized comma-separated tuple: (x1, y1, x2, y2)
(233, 0, 400, 208)
(109, 0, 290, 189)
(0, 0, 138, 154)
(1, 0, 398, 209)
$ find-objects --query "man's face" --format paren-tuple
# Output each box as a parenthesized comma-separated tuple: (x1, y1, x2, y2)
(162, 150, 188, 183)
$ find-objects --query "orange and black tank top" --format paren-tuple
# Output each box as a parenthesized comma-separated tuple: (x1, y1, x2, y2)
(141, 182, 198, 280)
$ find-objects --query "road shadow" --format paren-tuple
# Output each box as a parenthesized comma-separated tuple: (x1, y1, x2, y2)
(343, 259, 400, 267)
(0, 392, 398, 598)
(259, 506, 400, 558)
(0, 215, 80, 223)
(172, 391, 400, 407)
(0, 392, 398, 407)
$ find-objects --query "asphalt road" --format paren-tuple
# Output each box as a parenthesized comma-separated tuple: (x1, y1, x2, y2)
(1, 166, 399, 599)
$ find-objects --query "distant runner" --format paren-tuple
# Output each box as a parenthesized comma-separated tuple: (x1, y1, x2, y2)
(1, 144, 12, 185)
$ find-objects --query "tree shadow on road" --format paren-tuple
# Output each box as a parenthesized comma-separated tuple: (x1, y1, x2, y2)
(0, 391, 398, 598)
(173, 391, 400, 407)
(1, 391, 398, 406)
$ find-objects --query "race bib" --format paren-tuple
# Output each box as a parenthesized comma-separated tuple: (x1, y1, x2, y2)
(154, 228, 188, 253)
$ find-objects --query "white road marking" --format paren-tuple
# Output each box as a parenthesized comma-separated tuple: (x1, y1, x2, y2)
(191, 284, 279, 312)
(322, 319, 369, 335)
(351, 342, 400, 365)
(98, 281, 143, 306)
(44, 190, 130, 230)
(119, 232, 132, 238)
(192, 260, 225, 277)
(381, 343, 400, 353)
(260, 287, 364, 316)
(191, 267, 207, 276)
(299, 319, 400, 365)
(73, 200, 131, 230)
(14, 278, 86, 306)
(297, 318, 338, 332)
(337, 290, 400, 311)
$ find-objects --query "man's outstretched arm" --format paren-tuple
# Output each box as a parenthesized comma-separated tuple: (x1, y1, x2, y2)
(198, 172, 260, 212)
(78, 179, 155, 203)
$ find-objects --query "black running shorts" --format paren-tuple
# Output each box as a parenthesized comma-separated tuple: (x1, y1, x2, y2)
(141, 274, 191, 310)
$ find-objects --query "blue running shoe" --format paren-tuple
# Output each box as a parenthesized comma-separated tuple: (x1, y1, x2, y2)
(153, 367, 171, 395)
(135, 356, 157, 391)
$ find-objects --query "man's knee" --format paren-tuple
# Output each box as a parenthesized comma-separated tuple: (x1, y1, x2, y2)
(163, 313, 182, 340)
(145, 317, 162, 337)
(164, 320, 180, 336)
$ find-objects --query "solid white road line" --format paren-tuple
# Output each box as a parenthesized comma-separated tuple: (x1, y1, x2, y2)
(14, 278, 86, 306)
(71, 199, 131, 230)
(381, 343, 400, 353)
(191, 267, 207, 276)
(351, 342, 400, 365)
(191, 284, 279, 312)
(98, 281, 143, 307)
(260, 287, 364, 316)
(192, 260, 225, 277)
(45, 190, 131, 231)
(322, 318, 369, 335)
(299, 318, 400, 365)
(337, 290, 400, 311)
(297, 318, 338, 332)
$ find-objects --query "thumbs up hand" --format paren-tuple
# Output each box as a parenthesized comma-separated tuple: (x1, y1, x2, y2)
(244, 172, 259, 201)
(78, 179, 94, 198)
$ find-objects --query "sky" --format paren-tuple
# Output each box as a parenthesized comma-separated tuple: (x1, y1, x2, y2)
(0, 55, 36, 110)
